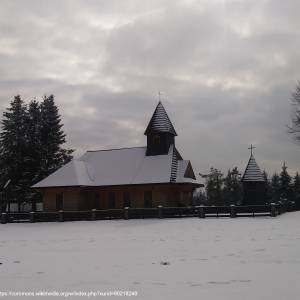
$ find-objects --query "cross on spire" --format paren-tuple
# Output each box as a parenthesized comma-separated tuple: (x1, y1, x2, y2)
(158, 91, 163, 102)
(248, 144, 256, 155)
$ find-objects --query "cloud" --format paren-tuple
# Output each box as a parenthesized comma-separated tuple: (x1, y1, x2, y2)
(0, 0, 299, 177)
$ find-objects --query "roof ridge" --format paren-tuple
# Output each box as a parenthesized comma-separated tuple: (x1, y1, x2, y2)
(87, 146, 146, 152)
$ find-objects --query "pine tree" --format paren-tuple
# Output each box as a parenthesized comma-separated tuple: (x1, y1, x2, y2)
(206, 167, 223, 205)
(40, 95, 73, 178)
(0, 95, 28, 212)
(222, 167, 243, 205)
(279, 162, 292, 202)
(24, 100, 43, 210)
(271, 173, 280, 203)
(293, 172, 300, 209)
(262, 170, 272, 203)
(0, 94, 74, 212)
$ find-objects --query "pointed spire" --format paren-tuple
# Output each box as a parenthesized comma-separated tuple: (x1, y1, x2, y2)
(242, 151, 264, 182)
(144, 101, 177, 136)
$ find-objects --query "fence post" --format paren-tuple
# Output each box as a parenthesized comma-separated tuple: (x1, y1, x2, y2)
(230, 205, 236, 218)
(1, 213, 7, 224)
(277, 203, 281, 215)
(59, 210, 64, 222)
(270, 203, 277, 217)
(158, 205, 163, 218)
(30, 211, 35, 223)
(198, 205, 205, 218)
(124, 207, 129, 220)
(91, 209, 96, 221)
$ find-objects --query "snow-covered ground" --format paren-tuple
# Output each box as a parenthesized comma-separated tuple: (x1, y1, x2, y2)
(1, 213, 300, 299)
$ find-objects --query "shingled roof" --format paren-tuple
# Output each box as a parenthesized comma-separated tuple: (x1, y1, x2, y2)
(242, 154, 264, 182)
(33, 145, 201, 188)
(144, 101, 177, 136)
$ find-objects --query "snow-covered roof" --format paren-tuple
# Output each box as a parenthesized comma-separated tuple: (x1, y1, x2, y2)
(242, 154, 264, 182)
(144, 101, 177, 136)
(33, 145, 201, 188)
(177, 160, 198, 184)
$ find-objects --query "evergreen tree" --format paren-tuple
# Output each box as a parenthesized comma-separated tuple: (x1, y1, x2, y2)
(293, 172, 300, 209)
(279, 162, 292, 202)
(24, 100, 43, 210)
(205, 167, 223, 205)
(0, 95, 28, 212)
(262, 170, 272, 203)
(40, 95, 73, 178)
(192, 189, 207, 206)
(198, 189, 207, 205)
(222, 167, 243, 205)
(271, 173, 280, 203)
(0, 94, 74, 212)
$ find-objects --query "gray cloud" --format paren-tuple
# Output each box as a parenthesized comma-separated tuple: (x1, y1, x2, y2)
(0, 0, 299, 178)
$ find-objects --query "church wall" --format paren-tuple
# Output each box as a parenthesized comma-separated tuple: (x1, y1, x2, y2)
(41, 184, 195, 211)
(242, 182, 266, 205)
(42, 187, 81, 211)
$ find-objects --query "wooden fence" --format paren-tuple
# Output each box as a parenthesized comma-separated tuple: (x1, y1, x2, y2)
(0, 203, 287, 224)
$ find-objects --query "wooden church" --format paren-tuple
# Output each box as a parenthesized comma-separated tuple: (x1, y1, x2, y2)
(33, 102, 201, 211)
(241, 146, 266, 205)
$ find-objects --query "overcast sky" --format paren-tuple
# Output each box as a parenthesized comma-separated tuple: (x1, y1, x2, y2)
(0, 0, 299, 178)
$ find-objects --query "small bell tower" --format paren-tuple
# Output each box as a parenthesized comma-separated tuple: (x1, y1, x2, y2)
(144, 101, 177, 156)
(242, 145, 266, 205)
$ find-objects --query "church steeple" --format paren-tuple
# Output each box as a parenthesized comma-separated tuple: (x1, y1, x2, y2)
(145, 102, 177, 156)
(242, 145, 264, 182)
(241, 145, 266, 205)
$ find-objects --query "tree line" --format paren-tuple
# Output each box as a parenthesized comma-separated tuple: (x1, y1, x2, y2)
(0, 95, 73, 212)
(195, 164, 300, 208)
(194, 80, 300, 208)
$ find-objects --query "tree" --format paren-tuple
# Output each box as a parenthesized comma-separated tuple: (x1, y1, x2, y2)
(289, 81, 300, 142)
(192, 189, 207, 206)
(279, 162, 292, 202)
(205, 167, 223, 205)
(293, 172, 300, 209)
(40, 95, 73, 179)
(0, 94, 74, 212)
(262, 170, 272, 203)
(0, 95, 28, 212)
(222, 167, 243, 205)
(24, 100, 43, 210)
(271, 173, 280, 203)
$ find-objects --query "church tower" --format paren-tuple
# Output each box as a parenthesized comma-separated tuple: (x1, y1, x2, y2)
(242, 145, 266, 205)
(144, 102, 177, 156)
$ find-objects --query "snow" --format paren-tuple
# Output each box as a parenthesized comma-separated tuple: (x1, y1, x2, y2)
(33, 145, 200, 188)
(1, 213, 300, 299)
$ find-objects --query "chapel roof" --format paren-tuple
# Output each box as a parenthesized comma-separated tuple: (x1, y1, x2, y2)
(242, 154, 265, 182)
(144, 101, 177, 136)
(33, 145, 201, 188)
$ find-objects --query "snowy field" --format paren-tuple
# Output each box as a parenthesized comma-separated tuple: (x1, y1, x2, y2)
(1, 213, 300, 300)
